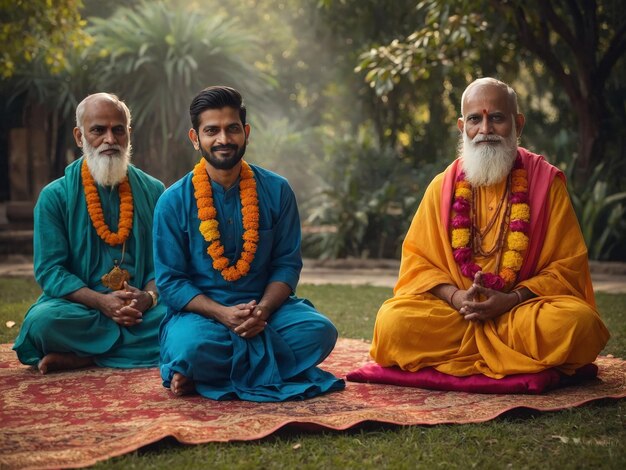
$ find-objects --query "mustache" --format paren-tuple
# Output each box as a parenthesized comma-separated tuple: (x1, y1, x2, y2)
(473, 135, 503, 144)
(211, 144, 238, 152)
(96, 144, 124, 156)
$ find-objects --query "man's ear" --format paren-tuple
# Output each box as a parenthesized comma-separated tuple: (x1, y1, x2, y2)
(244, 123, 251, 142)
(457, 117, 464, 134)
(73, 127, 83, 147)
(188, 128, 200, 150)
(515, 113, 526, 138)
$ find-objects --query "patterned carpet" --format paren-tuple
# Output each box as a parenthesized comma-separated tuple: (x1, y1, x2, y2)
(1, 339, 625, 469)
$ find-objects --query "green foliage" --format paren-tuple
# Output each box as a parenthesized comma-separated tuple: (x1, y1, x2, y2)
(4, 0, 626, 261)
(356, 1, 490, 97)
(3, 0, 276, 185)
(246, 119, 327, 206)
(566, 164, 626, 260)
(302, 126, 441, 259)
(87, 0, 274, 182)
(0, 0, 92, 78)
(10, 46, 98, 123)
(355, 0, 626, 181)
(351, 0, 626, 259)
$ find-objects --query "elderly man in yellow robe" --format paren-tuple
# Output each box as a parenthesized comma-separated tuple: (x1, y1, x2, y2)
(370, 77, 610, 380)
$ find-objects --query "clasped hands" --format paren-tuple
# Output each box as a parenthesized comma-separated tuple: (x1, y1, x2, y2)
(453, 272, 518, 322)
(98, 282, 152, 327)
(214, 300, 268, 339)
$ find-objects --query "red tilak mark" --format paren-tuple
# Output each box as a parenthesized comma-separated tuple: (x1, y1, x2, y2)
(482, 108, 488, 115)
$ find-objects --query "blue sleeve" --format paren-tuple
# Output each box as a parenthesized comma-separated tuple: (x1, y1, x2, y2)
(33, 185, 88, 297)
(268, 183, 302, 290)
(152, 188, 204, 312)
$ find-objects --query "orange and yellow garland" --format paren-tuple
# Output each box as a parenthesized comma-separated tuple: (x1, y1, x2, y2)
(192, 158, 259, 282)
(81, 159, 133, 246)
(450, 155, 530, 290)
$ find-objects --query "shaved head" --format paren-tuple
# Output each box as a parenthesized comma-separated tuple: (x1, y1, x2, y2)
(460, 77, 519, 117)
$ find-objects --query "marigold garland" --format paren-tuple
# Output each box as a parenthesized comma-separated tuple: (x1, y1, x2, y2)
(450, 155, 530, 290)
(192, 158, 259, 282)
(81, 159, 133, 246)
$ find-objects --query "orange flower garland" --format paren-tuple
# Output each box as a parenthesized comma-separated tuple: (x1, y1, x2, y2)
(192, 158, 259, 282)
(450, 156, 530, 290)
(81, 159, 133, 246)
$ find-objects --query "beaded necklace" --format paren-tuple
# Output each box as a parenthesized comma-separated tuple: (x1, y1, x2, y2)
(450, 156, 530, 290)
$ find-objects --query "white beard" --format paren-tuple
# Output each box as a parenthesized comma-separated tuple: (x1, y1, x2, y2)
(460, 123, 518, 187)
(82, 136, 131, 187)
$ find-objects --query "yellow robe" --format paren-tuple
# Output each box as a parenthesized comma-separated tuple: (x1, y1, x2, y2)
(370, 172, 610, 378)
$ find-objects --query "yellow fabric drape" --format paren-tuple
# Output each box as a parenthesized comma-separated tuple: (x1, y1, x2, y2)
(371, 174, 609, 378)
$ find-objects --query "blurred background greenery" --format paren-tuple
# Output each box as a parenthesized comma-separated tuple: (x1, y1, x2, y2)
(1, 0, 625, 260)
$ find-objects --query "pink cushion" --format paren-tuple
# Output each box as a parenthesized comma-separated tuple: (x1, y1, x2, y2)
(346, 363, 598, 395)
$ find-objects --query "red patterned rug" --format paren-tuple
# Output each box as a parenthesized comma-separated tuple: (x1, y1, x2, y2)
(1, 339, 625, 469)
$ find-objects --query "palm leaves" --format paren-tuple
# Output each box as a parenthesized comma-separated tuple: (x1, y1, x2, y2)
(6, 0, 273, 183)
(568, 163, 626, 260)
(87, 1, 273, 180)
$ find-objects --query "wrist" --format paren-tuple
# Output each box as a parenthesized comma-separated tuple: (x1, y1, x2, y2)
(255, 302, 273, 319)
(212, 305, 230, 321)
(95, 291, 110, 310)
(511, 289, 522, 308)
(449, 288, 460, 308)
(145, 290, 158, 309)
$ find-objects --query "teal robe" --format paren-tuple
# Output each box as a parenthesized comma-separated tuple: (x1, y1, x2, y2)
(13, 157, 167, 368)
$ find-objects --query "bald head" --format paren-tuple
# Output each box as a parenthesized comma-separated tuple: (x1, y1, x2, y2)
(75, 93, 131, 130)
(458, 77, 525, 141)
(460, 77, 519, 117)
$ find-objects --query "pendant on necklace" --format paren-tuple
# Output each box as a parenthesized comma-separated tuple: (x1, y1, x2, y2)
(101, 260, 130, 291)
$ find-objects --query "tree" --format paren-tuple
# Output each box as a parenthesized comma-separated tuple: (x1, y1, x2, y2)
(356, 0, 626, 185)
(85, 0, 274, 182)
(0, 0, 92, 78)
(4, 0, 275, 186)
(498, 0, 625, 182)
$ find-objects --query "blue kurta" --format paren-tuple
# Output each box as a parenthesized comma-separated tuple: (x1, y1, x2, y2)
(13, 157, 167, 368)
(153, 163, 344, 401)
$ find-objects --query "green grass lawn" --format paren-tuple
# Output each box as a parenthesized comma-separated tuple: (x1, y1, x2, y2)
(1, 278, 624, 469)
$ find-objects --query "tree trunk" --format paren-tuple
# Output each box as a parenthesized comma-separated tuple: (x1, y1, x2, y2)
(571, 90, 607, 185)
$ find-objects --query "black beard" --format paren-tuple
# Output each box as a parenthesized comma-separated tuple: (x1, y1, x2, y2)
(201, 142, 246, 170)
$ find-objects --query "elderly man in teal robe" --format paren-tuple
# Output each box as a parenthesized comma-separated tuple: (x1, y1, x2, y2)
(13, 93, 166, 373)
(153, 86, 344, 401)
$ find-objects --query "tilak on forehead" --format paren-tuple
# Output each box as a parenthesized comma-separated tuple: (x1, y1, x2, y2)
(483, 108, 488, 116)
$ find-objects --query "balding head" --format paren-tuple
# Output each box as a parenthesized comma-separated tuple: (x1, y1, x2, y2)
(460, 77, 519, 117)
(76, 93, 131, 130)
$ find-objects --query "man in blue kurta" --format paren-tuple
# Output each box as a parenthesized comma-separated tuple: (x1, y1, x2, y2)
(13, 93, 166, 373)
(153, 86, 344, 401)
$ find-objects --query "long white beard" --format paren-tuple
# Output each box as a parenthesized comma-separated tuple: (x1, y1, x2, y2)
(82, 136, 131, 187)
(460, 125, 518, 187)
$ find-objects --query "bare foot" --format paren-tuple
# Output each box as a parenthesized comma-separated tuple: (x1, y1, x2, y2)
(37, 352, 94, 374)
(170, 372, 196, 396)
